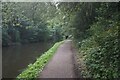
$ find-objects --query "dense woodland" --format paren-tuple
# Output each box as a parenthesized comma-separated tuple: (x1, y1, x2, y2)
(2, 2, 119, 79)
(2, 2, 63, 46)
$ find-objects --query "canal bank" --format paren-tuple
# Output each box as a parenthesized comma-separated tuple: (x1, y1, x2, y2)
(16, 41, 64, 79)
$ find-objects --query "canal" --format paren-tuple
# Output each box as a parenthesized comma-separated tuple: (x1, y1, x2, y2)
(2, 42, 53, 78)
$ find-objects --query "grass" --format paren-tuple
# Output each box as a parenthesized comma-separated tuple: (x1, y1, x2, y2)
(16, 41, 64, 80)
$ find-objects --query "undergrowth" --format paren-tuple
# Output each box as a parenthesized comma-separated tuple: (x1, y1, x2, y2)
(78, 19, 119, 79)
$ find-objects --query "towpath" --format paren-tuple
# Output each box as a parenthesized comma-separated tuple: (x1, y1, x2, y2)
(39, 40, 77, 78)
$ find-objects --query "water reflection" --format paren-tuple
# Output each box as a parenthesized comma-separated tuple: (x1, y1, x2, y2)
(2, 42, 53, 78)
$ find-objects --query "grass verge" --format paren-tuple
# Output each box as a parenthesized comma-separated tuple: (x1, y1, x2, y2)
(16, 41, 64, 80)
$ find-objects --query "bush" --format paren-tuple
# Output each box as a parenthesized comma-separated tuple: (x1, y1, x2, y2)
(79, 20, 119, 79)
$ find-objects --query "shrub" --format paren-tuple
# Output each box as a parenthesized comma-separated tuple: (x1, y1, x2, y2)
(79, 20, 119, 79)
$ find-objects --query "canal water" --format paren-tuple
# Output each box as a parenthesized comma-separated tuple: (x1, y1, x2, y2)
(2, 42, 53, 78)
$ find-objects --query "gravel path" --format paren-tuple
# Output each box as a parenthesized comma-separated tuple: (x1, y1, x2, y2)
(38, 40, 77, 78)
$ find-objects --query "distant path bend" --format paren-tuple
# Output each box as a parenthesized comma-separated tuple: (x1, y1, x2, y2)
(39, 40, 77, 78)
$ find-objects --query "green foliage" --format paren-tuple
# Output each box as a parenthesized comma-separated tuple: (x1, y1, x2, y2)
(16, 41, 64, 79)
(80, 23, 119, 79)
(59, 2, 119, 79)
(2, 2, 63, 46)
(2, 2, 119, 79)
